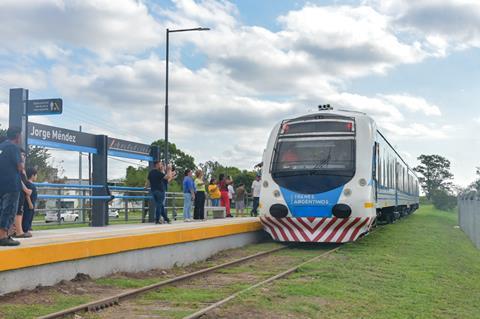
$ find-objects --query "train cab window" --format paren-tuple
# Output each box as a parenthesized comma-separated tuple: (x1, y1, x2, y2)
(271, 138, 355, 194)
(271, 115, 357, 194)
(280, 120, 355, 135)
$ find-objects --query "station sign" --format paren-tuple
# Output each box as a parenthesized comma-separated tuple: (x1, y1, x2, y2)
(27, 98, 63, 115)
(108, 138, 151, 156)
(27, 122, 96, 151)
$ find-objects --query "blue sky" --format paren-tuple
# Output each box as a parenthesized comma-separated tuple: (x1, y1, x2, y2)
(0, 0, 478, 187)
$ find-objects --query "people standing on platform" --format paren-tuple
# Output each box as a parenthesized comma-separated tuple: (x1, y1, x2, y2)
(21, 168, 38, 236)
(218, 174, 232, 217)
(148, 161, 175, 224)
(235, 184, 246, 216)
(193, 170, 206, 220)
(251, 174, 262, 217)
(208, 178, 221, 206)
(0, 127, 24, 246)
(183, 169, 195, 222)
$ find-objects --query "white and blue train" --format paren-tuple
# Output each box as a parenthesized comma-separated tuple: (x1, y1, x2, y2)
(259, 105, 419, 243)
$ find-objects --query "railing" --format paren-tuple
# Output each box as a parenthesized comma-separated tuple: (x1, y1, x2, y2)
(33, 183, 255, 227)
(458, 192, 480, 249)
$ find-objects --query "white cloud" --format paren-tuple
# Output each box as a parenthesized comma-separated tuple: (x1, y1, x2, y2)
(474, 117, 480, 124)
(0, 0, 467, 176)
(379, 94, 442, 116)
(41, 0, 454, 171)
(380, 122, 449, 140)
(369, 0, 480, 53)
(0, 0, 163, 58)
(0, 70, 48, 91)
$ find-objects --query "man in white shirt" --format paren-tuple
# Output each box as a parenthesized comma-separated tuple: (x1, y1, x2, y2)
(251, 175, 262, 217)
(227, 182, 235, 213)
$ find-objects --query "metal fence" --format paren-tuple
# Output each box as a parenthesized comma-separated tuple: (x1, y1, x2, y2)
(458, 192, 480, 249)
(33, 183, 255, 227)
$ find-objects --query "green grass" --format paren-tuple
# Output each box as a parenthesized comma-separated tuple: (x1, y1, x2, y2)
(143, 286, 226, 304)
(94, 277, 160, 289)
(0, 294, 91, 319)
(230, 205, 480, 319)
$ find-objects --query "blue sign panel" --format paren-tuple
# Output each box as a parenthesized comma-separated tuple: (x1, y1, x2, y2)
(27, 99, 63, 115)
(280, 186, 344, 217)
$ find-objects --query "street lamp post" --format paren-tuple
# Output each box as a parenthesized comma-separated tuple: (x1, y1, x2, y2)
(164, 27, 210, 165)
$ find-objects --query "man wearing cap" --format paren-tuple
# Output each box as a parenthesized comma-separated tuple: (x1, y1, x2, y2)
(251, 174, 262, 217)
(0, 127, 24, 246)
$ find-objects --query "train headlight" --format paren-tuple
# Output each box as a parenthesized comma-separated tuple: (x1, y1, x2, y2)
(359, 178, 367, 187)
(273, 190, 281, 198)
(343, 188, 352, 197)
(263, 181, 269, 188)
(332, 204, 352, 218)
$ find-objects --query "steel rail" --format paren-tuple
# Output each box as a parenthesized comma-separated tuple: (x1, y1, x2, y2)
(37, 245, 287, 319)
(183, 246, 341, 319)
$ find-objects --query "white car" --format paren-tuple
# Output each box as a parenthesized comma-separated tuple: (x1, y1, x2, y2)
(109, 209, 120, 219)
(45, 211, 79, 223)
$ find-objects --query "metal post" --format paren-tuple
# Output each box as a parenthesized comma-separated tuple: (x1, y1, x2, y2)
(124, 198, 129, 222)
(56, 188, 61, 224)
(163, 27, 209, 165)
(9, 88, 28, 151)
(79, 126, 85, 222)
(92, 135, 108, 227)
(165, 29, 170, 165)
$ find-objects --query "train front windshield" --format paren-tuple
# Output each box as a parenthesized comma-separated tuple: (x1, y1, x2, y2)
(271, 118, 356, 194)
(272, 139, 354, 172)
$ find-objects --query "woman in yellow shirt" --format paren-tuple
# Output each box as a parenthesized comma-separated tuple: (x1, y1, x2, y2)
(208, 178, 221, 206)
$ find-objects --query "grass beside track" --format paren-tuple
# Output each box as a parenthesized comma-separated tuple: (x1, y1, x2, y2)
(217, 205, 480, 319)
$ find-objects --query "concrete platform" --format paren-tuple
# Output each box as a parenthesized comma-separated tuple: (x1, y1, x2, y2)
(0, 218, 265, 295)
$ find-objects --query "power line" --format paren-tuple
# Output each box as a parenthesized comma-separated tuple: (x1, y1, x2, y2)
(108, 156, 148, 167)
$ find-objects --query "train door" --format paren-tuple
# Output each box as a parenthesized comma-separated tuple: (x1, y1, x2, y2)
(373, 141, 379, 202)
(395, 161, 399, 207)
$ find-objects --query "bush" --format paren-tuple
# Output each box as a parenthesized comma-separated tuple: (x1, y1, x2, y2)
(431, 190, 457, 211)
(419, 196, 431, 206)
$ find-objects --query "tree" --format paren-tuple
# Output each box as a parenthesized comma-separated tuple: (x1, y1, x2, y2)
(198, 161, 257, 192)
(153, 139, 196, 184)
(125, 140, 196, 187)
(0, 124, 6, 141)
(27, 146, 59, 182)
(431, 189, 457, 211)
(471, 167, 480, 192)
(124, 166, 148, 187)
(198, 160, 223, 180)
(414, 154, 454, 200)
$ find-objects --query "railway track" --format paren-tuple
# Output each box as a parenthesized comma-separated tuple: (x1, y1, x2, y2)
(38, 244, 345, 319)
(38, 245, 288, 319)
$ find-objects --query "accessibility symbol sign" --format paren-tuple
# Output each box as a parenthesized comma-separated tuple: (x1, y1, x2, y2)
(27, 98, 63, 115)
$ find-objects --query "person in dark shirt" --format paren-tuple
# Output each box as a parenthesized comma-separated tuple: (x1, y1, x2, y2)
(147, 161, 175, 224)
(0, 127, 24, 246)
(12, 149, 33, 238)
(22, 168, 38, 236)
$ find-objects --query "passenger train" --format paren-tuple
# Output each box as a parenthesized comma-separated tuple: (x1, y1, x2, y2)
(259, 105, 419, 243)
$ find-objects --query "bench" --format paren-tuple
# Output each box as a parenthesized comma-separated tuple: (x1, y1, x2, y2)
(204, 206, 226, 219)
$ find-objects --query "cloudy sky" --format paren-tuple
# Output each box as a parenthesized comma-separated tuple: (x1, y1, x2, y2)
(0, 0, 479, 186)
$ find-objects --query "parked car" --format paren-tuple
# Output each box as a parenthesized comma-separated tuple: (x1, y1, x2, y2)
(45, 211, 79, 223)
(109, 209, 120, 219)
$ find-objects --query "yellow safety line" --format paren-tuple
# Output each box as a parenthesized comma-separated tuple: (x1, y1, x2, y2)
(0, 221, 262, 272)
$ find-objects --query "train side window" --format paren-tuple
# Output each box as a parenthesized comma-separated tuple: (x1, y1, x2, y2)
(378, 149, 382, 186)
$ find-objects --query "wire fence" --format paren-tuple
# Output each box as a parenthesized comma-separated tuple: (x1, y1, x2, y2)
(458, 192, 480, 249)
